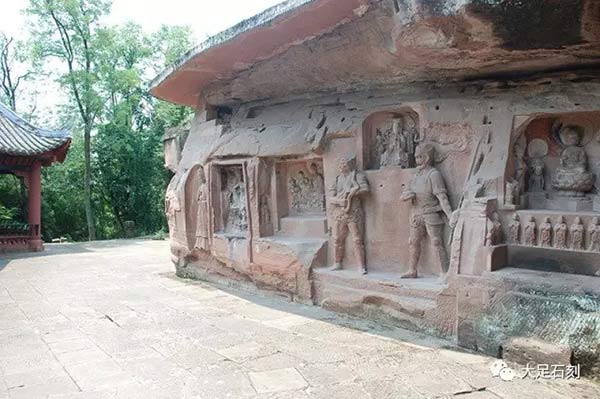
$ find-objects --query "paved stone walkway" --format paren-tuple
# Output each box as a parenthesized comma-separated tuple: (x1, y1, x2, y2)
(0, 240, 598, 398)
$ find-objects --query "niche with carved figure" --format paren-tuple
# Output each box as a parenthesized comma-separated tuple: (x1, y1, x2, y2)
(509, 112, 600, 212)
(212, 164, 248, 234)
(285, 160, 326, 215)
(364, 111, 420, 170)
(273, 158, 327, 238)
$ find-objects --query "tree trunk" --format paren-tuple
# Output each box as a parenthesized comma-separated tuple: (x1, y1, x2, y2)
(83, 124, 96, 241)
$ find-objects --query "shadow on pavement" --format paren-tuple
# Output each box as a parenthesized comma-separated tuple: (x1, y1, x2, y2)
(162, 271, 467, 355)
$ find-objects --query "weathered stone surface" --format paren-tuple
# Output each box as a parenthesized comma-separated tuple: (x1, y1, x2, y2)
(249, 368, 308, 394)
(155, 0, 600, 378)
(503, 337, 572, 368)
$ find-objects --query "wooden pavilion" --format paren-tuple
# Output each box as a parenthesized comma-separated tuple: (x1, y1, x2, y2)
(0, 102, 70, 252)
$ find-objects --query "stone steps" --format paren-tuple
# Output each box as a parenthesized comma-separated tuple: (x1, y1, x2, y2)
(312, 270, 443, 332)
(313, 268, 446, 300)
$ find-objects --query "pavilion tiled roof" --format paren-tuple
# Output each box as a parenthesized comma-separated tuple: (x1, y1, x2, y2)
(0, 102, 70, 157)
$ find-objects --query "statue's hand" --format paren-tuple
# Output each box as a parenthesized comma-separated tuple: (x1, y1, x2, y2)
(329, 197, 344, 207)
(400, 191, 416, 202)
(449, 210, 460, 228)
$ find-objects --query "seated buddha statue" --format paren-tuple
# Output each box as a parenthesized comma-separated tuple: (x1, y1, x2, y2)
(551, 125, 595, 197)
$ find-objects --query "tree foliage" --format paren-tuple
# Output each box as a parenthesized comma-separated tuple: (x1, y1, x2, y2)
(0, 1, 194, 242)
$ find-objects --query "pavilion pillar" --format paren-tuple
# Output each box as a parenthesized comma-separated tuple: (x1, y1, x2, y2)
(27, 161, 43, 251)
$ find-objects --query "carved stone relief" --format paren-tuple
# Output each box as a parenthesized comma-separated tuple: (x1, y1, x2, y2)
(505, 179, 520, 206)
(195, 167, 210, 251)
(486, 212, 502, 246)
(370, 113, 419, 169)
(570, 216, 584, 250)
(401, 143, 454, 278)
(259, 194, 271, 228)
(524, 216, 537, 246)
(509, 214, 521, 244)
(553, 216, 568, 250)
(165, 173, 183, 237)
(513, 139, 527, 194)
(589, 217, 600, 252)
(539, 217, 553, 248)
(221, 166, 248, 233)
(288, 161, 326, 214)
(551, 125, 595, 197)
(523, 138, 548, 194)
(329, 156, 370, 274)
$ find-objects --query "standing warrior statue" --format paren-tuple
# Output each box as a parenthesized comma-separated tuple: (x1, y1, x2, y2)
(401, 143, 453, 278)
(329, 156, 370, 274)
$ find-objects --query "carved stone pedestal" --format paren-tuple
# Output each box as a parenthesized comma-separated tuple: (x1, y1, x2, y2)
(524, 192, 547, 209)
(546, 195, 593, 212)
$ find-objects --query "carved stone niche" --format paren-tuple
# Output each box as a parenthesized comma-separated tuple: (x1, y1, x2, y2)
(513, 112, 600, 212)
(363, 110, 420, 170)
(274, 158, 327, 238)
(284, 160, 326, 215)
(212, 164, 248, 235)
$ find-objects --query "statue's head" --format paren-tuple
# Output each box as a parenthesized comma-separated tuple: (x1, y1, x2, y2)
(512, 213, 520, 221)
(574, 216, 582, 224)
(528, 216, 535, 222)
(557, 216, 565, 224)
(559, 125, 582, 147)
(309, 162, 319, 175)
(337, 156, 355, 175)
(593, 216, 599, 225)
(415, 143, 435, 169)
(544, 217, 551, 223)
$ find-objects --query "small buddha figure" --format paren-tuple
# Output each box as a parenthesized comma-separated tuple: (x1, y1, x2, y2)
(539, 217, 553, 248)
(570, 217, 585, 251)
(505, 179, 520, 206)
(588, 217, 600, 252)
(528, 158, 545, 192)
(553, 216, 568, 250)
(551, 125, 595, 197)
(524, 216, 537, 246)
(509, 214, 521, 244)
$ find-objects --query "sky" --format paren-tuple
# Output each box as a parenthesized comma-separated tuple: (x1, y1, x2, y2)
(0, 0, 283, 122)
(1, 0, 283, 40)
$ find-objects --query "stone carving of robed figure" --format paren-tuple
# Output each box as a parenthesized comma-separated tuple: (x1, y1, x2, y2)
(329, 156, 370, 275)
(401, 143, 454, 279)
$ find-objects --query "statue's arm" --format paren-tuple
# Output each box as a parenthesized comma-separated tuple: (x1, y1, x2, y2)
(437, 193, 454, 221)
(355, 172, 370, 195)
(431, 170, 453, 220)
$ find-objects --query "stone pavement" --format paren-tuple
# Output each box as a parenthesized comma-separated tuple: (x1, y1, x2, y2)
(0, 240, 598, 399)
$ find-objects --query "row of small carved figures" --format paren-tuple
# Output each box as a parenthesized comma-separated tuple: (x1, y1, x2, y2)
(507, 214, 600, 252)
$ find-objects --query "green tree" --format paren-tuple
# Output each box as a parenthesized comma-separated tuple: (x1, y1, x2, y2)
(0, 33, 32, 112)
(27, 0, 111, 241)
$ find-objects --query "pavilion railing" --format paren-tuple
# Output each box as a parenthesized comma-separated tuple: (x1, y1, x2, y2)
(0, 222, 40, 250)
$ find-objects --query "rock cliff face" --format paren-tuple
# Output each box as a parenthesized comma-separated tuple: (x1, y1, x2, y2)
(155, 0, 600, 375)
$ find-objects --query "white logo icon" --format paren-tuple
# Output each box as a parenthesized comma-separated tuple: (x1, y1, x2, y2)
(490, 360, 515, 381)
